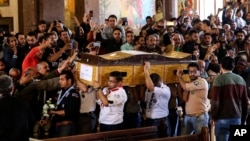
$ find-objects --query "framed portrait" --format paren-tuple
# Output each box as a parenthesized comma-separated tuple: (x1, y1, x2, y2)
(155, 0, 164, 21)
(0, 0, 9, 6)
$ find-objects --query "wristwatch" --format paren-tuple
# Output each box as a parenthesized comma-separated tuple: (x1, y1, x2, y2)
(13, 54, 18, 58)
(94, 87, 101, 91)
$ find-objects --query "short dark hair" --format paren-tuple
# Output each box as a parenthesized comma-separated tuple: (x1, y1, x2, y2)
(15, 32, 25, 39)
(234, 29, 245, 36)
(145, 34, 156, 40)
(38, 20, 47, 25)
(27, 31, 38, 39)
(109, 71, 124, 82)
(0, 75, 13, 95)
(188, 62, 200, 71)
(6, 35, 16, 44)
(113, 27, 122, 34)
(207, 63, 221, 73)
(126, 31, 133, 36)
(203, 33, 212, 37)
(108, 15, 117, 20)
(188, 29, 198, 35)
(150, 73, 161, 86)
(38, 33, 51, 43)
(192, 19, 201, 25)
(202, 19, 211, 27)
(134, 35, 144, 42)
(60, 70, 75, 85)
(146, 16, 152, 20)
(220, 56, 235, 70)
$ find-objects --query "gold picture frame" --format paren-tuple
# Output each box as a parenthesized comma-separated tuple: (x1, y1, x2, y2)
(0, 0, 9, 6)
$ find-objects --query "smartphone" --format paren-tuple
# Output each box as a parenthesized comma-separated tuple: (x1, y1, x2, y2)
(219, 29, 225, 34)
(166, 21, 175, 26)
(89, 10, 93, 17)
(173, 70, 189, 74)
(93, 42, 101, 48)
(121, 17, 128, 26)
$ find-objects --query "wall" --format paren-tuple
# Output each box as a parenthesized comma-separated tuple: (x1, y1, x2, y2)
(40, 0, 65, 23)
(85, 0, 155, 33)
(0, 0, 18, 32)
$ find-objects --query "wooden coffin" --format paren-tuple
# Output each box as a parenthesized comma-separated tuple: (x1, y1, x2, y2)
(76, 50, 193, 86)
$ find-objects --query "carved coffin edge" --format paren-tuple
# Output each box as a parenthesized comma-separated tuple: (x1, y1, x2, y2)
(79, 51, 192, 66)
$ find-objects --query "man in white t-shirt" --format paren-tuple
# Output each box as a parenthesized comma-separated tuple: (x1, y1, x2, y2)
(94, 71, 127, 132)
(144, 62, 171, 137)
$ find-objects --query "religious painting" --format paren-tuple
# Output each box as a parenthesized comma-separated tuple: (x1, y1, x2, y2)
(0, 0, 9, 6)
(178, 0, 197, 17)
(155, 0, 163, 21)
(85, 0, 155, 31)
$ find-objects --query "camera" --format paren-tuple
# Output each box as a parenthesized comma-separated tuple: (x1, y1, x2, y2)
(89, 10, 93, 17)
(166, 21, 175, 26)
(93, 42, 101, 48)
(53, 20, 57, 25)
(173, 70, 189, 74)
(121, 17, 128, 26)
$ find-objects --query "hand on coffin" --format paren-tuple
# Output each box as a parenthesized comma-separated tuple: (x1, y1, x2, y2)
(93, 81, 101, 90)
(144, 62, 151, 71)
(176, 68, 184, 77)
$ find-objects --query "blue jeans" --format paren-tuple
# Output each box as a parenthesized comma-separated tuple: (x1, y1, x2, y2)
(124, 112, 142, 129)
(52, 123, 76, 137)
(145, 116, 170, 137)
(183, 112, 209, 135)
(100, 123, 124, 132)
(168, 108, 179, 137)
(78, 112, 97, 134)
(215, 118, 241, 141)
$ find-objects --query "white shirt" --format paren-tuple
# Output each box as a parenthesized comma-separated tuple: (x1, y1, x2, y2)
(145, 83, 171, 119)
(97, 87, 127, 125)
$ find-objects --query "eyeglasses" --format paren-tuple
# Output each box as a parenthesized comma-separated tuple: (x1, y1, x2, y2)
(107, 80, 118, 83)
(189, 70, 198, 74)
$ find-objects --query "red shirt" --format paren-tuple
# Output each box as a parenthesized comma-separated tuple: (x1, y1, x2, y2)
(22, 47, 41, 74)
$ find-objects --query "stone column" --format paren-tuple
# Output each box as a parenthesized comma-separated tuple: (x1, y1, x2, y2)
(18, 0, 37, 33)
(39, 0, 65, 24)
(164, 0, 177, 20)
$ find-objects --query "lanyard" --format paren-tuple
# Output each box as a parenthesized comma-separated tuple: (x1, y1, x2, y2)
(56, 86, 74, 106)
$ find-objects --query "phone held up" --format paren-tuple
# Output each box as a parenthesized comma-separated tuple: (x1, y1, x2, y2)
(93, 42, 101, 48)
(173, 69, 189, 75)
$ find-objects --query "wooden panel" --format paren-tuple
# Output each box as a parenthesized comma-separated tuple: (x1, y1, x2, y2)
(99, 66, 133, 86)
(164, 64, 190, 84)
(165, 64, 181, 84)
(43, 126, 158, 141)
(76, 51, 193, 86)
(134, 65, 165, 85)
(180, 64, 190, 82)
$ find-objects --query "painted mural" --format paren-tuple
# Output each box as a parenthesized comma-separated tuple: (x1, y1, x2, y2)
(85, 0, 155, 30)
(178, 0, 197, 17)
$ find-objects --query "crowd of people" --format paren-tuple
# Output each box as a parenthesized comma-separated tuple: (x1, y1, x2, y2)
(0, 1, 250, 141)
